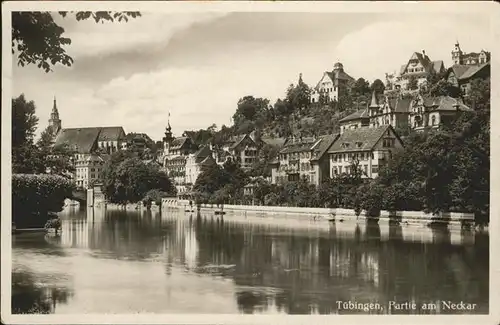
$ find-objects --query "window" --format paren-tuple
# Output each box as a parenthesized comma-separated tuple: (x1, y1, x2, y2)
(431, 115, 436, 125)
(372, 165, 379, 174)
(371, 152, 375, 160)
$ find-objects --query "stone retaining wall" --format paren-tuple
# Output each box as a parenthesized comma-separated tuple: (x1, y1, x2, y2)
(161, 198, 474, 226)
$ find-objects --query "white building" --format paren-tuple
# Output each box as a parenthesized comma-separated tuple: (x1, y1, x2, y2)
(310, 62, 355, 104)
(328, 125, 404, 179)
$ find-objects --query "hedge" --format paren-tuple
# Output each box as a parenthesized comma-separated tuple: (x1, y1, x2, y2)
(12, 174, 76, 227)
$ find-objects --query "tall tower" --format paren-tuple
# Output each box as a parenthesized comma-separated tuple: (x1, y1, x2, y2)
(162, 112, 174, 157)
(48, 96, 62, 135)
(451, 41, 463, 65)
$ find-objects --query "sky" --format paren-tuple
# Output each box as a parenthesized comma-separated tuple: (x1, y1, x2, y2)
(12, 11, 492, 141)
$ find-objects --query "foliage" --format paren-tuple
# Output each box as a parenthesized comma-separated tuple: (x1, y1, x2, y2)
(142, 189, 169, 207)
(102, 154, 176, 204)
(232, 96, 271, 134)
(407, 76, 419, 90)
(12, 11, 141, 72)
(193, 159, 248, 205)
(370, 79, 386, 94)
(12, 174, 75, 227)
(286, 74, 311, 112)
(351, 78, 371, 98)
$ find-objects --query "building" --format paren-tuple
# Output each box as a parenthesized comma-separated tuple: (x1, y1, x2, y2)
(162, 121, 216, 194)
(409, 95, 472, 131)
(339, 91, 411, 133)
(270, 134, 338, 186)
(310, 62, 355, 104)
(390, 51, 445, 91)
(328, 125, 404, 179)
(451, 41, 490, 66)
(213, 132, 260, 170)
(446, 62, 490, 96)
(48, 97, 62, 135)
(50, 99, 126, 189)
(338, 108, 370, 134)
(185, 146, 215, 185)
(54, 126, 126, 189)
(367, 91, 411, 130)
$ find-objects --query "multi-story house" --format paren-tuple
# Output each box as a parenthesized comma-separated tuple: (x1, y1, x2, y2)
(451, 41, 490, 66)
(339, 91, 411, 133)
(162, 122, 216, 193)
(270, 134, 338, 186)
(409, 95, 472, 131)
(447, 42, 491, 97)
(328, 125, 404, 179)
(213, 132, 260, 170)
(446, 63, 490, 97)
(185, 146, 215, 186)
(51, 100, 126, 189)
(310, 62, 355, 104)
(390, 50, 445, 91)
(367, 91, 411, 129)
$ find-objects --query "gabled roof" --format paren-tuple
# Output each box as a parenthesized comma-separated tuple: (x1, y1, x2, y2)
(170, 137, 191, 150)
(230, 134, 252, 150)
(400, 52, 443, 76)
(200, 155, 216, 166)
(328, 125, 393, 154)
(315, 68, 354, 90)
(279, 137, 318, 154)
(339, 109, 370, 123)
(54, 127, 101, 153)
(422, 96, 472, 111)
(261, 136, 287, 149)
(97, 127, 125, 141)
(387, 97, 412, 113)
(459, 62, 490, 80)
(448, 65, 471, 79)
(194, 145, 212, 163)
(311, 134, 339, 162)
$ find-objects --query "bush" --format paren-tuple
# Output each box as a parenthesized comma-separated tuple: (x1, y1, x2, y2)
(142, 189, 168, 207)
(12, 174, 75, 227)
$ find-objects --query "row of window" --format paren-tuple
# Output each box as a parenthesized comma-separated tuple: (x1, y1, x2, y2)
(331, 152, 375, 162)
(332, 165, 378, 175)
(280, 151, 312, 161)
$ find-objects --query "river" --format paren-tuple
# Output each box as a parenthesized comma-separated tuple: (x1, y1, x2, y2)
(11, 207, 489, 315)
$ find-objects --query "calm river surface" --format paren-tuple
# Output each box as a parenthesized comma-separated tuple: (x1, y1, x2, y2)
(12, 207, 489, 315)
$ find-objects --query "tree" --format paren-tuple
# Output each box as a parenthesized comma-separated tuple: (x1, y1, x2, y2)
(465, 78, 490, 111)
(407, 76, 419, 90)
(351, 78, 371, 98)
(12, 94, 43, 173)
(12, 11, 141, 72)
(102, 155, 175, 204)
(370, 79, 386, 94)
(286, 73, 311, 111)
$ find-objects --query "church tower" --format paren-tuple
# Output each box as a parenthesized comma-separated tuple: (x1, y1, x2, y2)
(48, 96, 62, 135)
(451, 41, 463, 65)
(162, 113, 174, 157)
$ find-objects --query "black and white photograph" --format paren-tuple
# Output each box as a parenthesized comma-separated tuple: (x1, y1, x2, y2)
(1, 1, 498, 324)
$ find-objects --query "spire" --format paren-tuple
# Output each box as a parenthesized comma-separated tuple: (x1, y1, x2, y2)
(369, 90, 379, 108)
(49, 96, 61, 134)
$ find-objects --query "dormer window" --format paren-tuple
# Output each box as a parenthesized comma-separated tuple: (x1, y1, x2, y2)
(355, 142, 363, 148)
(341, 143, 350, 149)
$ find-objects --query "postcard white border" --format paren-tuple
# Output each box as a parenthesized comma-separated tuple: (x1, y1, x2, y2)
(2, 1, 499, 324)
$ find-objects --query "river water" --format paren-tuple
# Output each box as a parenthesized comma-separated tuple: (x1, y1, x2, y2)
(11, 207, 489, 315)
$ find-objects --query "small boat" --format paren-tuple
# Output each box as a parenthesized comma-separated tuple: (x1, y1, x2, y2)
(214, 211, 226, 215)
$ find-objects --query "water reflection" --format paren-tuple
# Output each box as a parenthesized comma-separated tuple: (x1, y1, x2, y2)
(11, 208, 489, 314)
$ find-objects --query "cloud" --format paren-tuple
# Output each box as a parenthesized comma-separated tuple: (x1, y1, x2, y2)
(60, 12, 229, 59)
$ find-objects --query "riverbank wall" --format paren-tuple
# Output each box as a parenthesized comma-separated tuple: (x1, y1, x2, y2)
(161, 198, 475, 228)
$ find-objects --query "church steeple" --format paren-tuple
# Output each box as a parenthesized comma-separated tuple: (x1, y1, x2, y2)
(369, 90, 379, 108)
(48, 96, 61, 134)
(163, 112, 174, 155)
(452, 40, 463, 65)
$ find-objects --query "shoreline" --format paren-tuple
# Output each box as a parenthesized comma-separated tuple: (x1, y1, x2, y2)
(162, 198, 487, 232)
